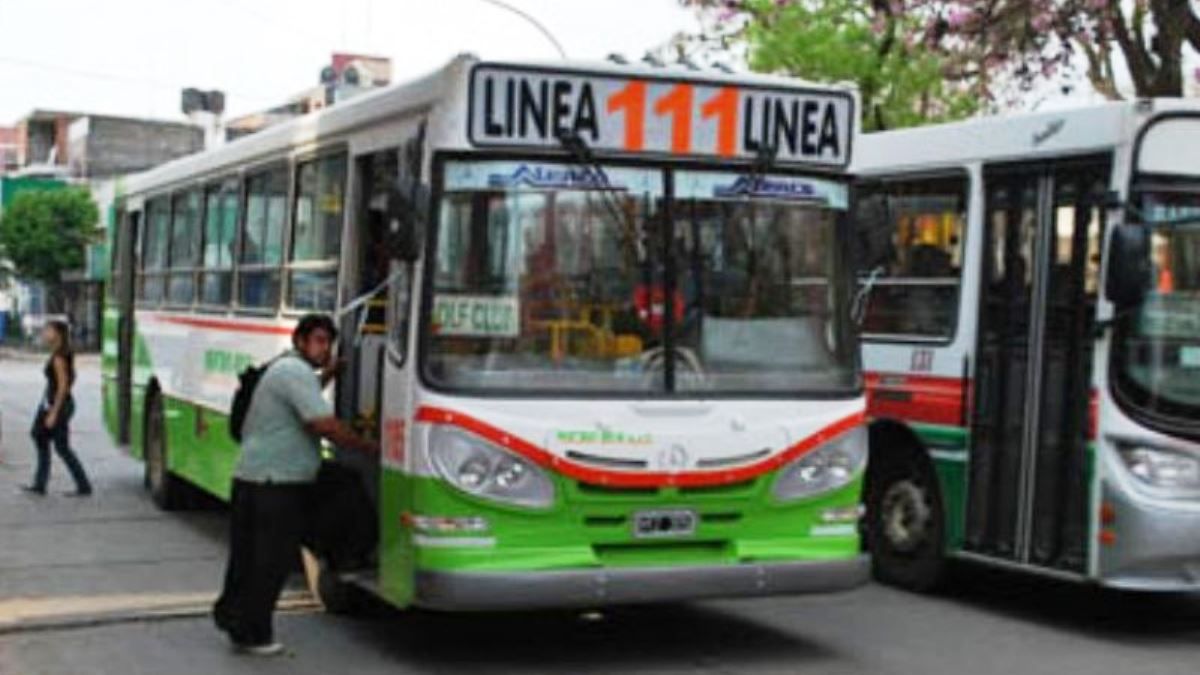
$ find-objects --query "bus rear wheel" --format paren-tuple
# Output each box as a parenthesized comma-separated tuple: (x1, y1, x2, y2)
(866, 453, 946, 592)
(144, 392, 188, 511)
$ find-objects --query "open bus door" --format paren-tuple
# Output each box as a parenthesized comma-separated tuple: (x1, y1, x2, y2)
(965, 158, 1108, 573)
(333, 147, 402, 510)
(116, 208, 140, 444)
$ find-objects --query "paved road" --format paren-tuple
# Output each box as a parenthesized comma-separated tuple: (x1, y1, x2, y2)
(2, 354, 1200, 675)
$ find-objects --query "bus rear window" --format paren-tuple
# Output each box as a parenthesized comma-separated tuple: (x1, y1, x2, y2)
(853, 176, 967, 340)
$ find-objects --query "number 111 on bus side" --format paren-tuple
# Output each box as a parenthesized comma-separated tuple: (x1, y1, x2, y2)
(468, 64, 854, 168)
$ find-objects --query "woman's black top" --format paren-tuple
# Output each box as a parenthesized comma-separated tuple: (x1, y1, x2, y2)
(42, 350, 76, 410)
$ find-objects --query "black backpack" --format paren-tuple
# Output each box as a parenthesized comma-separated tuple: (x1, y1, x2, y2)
(229, 356, 281, 443)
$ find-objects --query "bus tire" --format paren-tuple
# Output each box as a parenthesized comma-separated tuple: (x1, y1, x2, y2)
(866, 447, 946, 592)
(144, 391, 188, 511)
(302, 548, 365, 616)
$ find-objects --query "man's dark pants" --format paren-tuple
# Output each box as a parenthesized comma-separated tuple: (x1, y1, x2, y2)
(214, 478, 311, 645)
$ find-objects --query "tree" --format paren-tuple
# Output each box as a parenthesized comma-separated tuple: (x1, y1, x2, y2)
(680, 0, 982, 130)
(683, 0, 1200, 119)
(0, 188, 99, 309)
(919, 0, 1200, 100)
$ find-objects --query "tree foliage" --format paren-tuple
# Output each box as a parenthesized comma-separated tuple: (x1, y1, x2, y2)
(0, 188, 100, 286)
(681, 0, 1200, 128)
(920, 0, 1200, 100)
(680, 0, 982, 130)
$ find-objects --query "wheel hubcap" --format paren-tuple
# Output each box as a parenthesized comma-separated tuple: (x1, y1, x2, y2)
(880, 479, 932, 554)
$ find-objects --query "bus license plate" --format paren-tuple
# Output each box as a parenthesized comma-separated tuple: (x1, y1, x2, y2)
(633, 509, 697, 539)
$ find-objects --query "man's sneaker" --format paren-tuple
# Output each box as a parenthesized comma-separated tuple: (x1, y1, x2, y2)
(234, 641, 285, 657)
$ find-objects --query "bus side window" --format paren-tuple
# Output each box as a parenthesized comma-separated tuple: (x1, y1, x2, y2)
(140, 196, 172, 306)
(200, 178, 239, 306)
(238, 166, 288, 311)
(854, 175, 968, 339)
(288, 153, 346, 312)
(167, 189, 202, 307)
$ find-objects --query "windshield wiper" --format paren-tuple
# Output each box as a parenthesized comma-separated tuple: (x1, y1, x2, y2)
(557, 130, 642, 254)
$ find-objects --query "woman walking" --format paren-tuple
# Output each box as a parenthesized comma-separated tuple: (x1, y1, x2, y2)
(22, 320, 92, 496)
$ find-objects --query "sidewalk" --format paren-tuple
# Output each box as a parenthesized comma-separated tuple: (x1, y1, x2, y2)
(0, 355, 311, 632)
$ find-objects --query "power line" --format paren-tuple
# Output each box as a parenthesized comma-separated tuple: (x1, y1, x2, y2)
(472, 0, 567, 60)
(0, 54, 278, 107)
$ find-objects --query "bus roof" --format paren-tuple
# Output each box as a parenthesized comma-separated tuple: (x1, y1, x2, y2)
(854, 99, 1200, 176)
(123, 54, 858, 199)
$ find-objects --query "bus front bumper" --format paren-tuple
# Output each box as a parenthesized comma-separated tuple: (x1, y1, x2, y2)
(1099, 484, 1200, 591)
(413, 555, 870, 611)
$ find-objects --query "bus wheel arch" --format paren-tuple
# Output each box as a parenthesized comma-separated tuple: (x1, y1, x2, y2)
(143, 382, 188, 510)
(865, 419, 947, 592)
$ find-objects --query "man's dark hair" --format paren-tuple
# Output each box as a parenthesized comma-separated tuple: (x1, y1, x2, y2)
(293, 313, 338, 345)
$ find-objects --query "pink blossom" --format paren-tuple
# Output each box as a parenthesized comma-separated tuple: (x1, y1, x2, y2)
(947, 9, 973, 29)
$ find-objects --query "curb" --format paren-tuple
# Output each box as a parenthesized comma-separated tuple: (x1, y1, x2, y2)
(0, 594, 320, 636)
(0, 348, 42, 362)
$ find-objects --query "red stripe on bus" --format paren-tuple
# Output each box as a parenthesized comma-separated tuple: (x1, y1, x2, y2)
(147, 314, 294, 336)
(867, 374, 1099, 441)
(415, 405, 866, 488)
(1088, 389, 1098, 441)
(865, 372, 965, 427)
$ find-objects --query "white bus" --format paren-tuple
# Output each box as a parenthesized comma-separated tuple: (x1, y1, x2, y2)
(103, 55, 870, 611)
(854, 100, 1200, 591)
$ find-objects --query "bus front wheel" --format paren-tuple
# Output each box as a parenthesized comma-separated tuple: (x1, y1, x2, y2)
(144, 392, 188, 511)
(866, 451, 946, 592)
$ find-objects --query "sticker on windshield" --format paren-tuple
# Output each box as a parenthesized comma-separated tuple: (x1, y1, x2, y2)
(432, 295, 520, 338)
(713, 175, 825, 201)
(673, 170, 848, 209)
(1139, 298, 1200, 338)
(1181, 346, 1200, 368)
(487, 164, 623, 191)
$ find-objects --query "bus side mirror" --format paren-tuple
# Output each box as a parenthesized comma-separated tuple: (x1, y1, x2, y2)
(385, 182, 429, 262)
(1106, 223, 1151, 308)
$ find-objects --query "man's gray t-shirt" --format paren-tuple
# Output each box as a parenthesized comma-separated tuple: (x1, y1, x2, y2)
(235, 352, 332, 484)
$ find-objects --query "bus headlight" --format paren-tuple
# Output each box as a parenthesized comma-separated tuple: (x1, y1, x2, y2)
(429, 426, 555, 509)
(1119, 445, 1200, 491)
(772, 427, 867, 502)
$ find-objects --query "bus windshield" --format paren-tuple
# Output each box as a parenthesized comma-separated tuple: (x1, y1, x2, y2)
(423, 159, 857, 396)
(1115, 190, 1200, 425)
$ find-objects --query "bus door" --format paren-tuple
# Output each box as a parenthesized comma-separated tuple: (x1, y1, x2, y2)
(336, 148, 401, 505)
(966, 158, 1109, 572)
(116, 209, 141, 444)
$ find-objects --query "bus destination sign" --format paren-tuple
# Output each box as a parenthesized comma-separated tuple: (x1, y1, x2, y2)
(468, 64, 853, 168)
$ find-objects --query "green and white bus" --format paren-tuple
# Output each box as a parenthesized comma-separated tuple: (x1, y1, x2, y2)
(102, 55, 869, 610)
(855, 100, 1200, 592)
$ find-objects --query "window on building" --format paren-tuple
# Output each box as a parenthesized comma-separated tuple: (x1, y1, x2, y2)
(238, 166, 288, 310)
(138, 196, 172, 304)
(854, 175, 968, 339)
(288, 152, 346, 311)
(167, 189, 202, 306)
(200, 178, 240, 306)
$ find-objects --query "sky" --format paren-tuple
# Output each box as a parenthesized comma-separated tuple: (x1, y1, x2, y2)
(0, 0, 700, 124)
